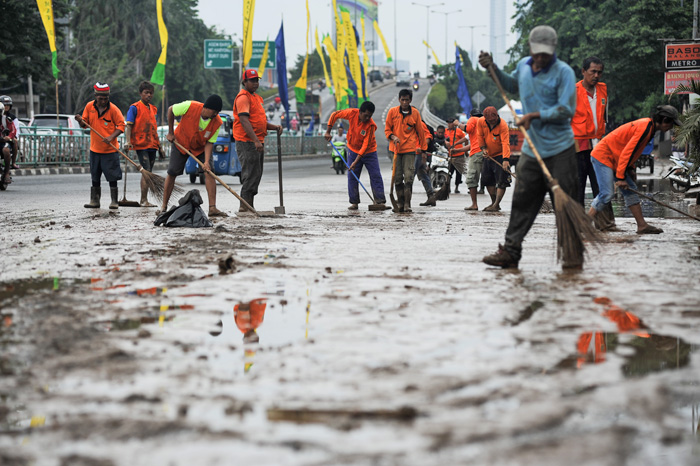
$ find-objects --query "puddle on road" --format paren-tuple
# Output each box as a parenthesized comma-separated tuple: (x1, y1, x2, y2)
(557, 297, 695, 377)
(586, 181, 692, 218)
(0, 277, 89, 302)
(208, 283, 314, 376)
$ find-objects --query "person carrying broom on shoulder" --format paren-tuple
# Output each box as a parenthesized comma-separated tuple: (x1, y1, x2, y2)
(479, 26, 582, 270)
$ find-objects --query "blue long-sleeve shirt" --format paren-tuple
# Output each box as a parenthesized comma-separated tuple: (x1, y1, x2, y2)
(495, 55, 576, 158)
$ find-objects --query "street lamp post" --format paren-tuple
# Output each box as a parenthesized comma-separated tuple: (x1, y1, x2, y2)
(412, 1, 444, 77)
(458, 25, 486, 69)
(431, 9, 461, 64)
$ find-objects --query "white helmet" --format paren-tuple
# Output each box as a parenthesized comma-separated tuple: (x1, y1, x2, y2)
(0, 102, 4, 115)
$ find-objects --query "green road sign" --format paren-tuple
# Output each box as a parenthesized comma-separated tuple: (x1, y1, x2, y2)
(204, 39, 233, 69)
(247, 41, 276, 69)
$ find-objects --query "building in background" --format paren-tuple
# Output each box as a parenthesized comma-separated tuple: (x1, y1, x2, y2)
(490, 0, 506, 67)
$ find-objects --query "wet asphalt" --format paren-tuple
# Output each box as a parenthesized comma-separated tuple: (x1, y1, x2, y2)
(1, 129, 700, 464)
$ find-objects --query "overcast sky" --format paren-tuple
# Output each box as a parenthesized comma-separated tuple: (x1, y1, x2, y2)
(197, 0, 518, 76)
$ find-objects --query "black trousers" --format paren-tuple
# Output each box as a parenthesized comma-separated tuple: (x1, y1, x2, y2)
(504, 145, 579, 262)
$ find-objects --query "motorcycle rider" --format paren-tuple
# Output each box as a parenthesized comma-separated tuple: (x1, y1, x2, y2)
(331, 125, 347, 168)
(0, 96, 19, 170)
(0, 102, 17, 186)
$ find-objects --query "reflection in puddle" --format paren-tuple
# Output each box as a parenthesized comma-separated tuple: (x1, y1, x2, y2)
(0, 278, 88, 301)
(586, 182, 691, 218)
(558, 297, 692, 377)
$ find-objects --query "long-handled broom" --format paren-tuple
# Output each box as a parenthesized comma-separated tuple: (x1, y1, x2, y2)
(389, 150, 400, 212)
(82, 121, 179, 204)
(487, 63, 601, 263)
(626, 187, 700, 222)
(173, 140, 260, 217)
(118, 155, 141, 207)
(330, 143, 387, 211)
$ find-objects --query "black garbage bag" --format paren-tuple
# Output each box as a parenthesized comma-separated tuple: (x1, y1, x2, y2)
(154, 189, 213, 228)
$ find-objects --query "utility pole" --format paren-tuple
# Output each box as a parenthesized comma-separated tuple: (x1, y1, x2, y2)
(459, 25, 486, 69)
(431, 9, 461, 63)
(694, 0, 698, 39)
(412, 1, 444, 77)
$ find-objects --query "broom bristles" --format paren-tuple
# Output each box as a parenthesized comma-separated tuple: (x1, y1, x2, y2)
(141, 170, 185, 204)
(434, 179, 450, 201)
(550, 184, 602, 263)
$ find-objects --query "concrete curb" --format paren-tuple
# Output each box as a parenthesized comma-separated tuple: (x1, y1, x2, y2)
(11, 153, 329, 176)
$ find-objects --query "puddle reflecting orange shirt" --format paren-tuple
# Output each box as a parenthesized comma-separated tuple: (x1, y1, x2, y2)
(234, 299, 267, 333)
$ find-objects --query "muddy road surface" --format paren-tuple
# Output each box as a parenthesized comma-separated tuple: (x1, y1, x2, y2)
(1, 158, 700, 465)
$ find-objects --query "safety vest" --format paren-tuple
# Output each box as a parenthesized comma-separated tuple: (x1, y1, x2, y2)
(571, 81, 607, 140)
(174, 101, 222, 155)
(129, 100, 159, 150)
(232, 89, 268, 142)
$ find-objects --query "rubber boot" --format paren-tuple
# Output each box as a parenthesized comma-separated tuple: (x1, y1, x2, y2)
(394, 183, 405, 213)
(84, 186, 101, 209)
(109, 187, 119, 209)
(403, 183, 413, 213)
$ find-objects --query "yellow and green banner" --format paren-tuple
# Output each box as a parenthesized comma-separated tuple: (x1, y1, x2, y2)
(315, 28, 332, 94)
(373, 20, 392, 63)
(257, 37, 269, 76)
(36, 0, 59, 78)
(150, 0, 168, 85)
(341, 7, 363, 102)
(242, 0, 255, 68)
(360, 13, 370, 75)
(423, 40, 441, 66)
(294, 0, 310, 103)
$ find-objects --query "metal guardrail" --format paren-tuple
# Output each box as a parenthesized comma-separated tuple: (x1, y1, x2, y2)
(15, 126, 328, 167)
(420, 85, 448, 130)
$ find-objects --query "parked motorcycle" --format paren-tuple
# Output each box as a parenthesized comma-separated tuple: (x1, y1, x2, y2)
(331, 141, 346, 175)
(663, 154, 700, 193)
(429, 144, 450, 190)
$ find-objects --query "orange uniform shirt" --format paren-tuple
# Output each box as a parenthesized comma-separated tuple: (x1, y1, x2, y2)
(128, 100, 159, 150)
(174, 101, 222, 156)
(447, 126, 466, 156)
(232, 89, 268, 142)
(571, 81, 607, 141)
(591, 118, 654, 180)
(81, 100, 126, 154)
(234, 299, 267, 334)
(477, 117, 511, 159)
(464, 117, 482, 156)
(384, 105, 426, 154)
(416, 121, 430, 151)
(327, 108, 378, 155)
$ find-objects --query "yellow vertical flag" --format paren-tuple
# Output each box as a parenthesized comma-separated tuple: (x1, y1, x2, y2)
(257, 38, 269, 76)
(324, 34, 348, 105)
(315, 28, 333, 93)
(373, 20, 392, 63)
(36, 0, 59, 78)
(242, 0, 255, 68)
(150, 0, 168, 85)
(294, 0, 310, 103)
(360, 13, 370, 77)
(423, 40, 441, 66)
(341, 8, 363, 100)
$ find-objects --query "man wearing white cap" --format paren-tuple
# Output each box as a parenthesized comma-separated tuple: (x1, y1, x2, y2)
(479, 25, 580, 269)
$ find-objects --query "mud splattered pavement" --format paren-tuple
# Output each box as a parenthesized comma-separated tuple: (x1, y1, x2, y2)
(1, 161, 700, 465)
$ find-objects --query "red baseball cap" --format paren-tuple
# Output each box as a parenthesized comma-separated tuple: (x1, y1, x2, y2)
(242, 69, 260, 81)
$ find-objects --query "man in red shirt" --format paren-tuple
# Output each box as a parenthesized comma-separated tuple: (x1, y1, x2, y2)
(325, 101, 388, 210)
(572, 57, 606, 206)
(233, 69, 282, 212)
(75, 82, 126, 210)
(125, 81, 160, 207)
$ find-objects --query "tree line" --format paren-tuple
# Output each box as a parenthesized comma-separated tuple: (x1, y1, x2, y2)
(1, 0, 240, 119)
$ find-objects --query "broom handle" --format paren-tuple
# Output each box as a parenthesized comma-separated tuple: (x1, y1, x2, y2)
(82, 121, 144, 171)
(486, 63, 554, 184)
(173, 140, 259, 216)
(626, 187, 700, 222)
